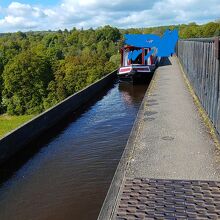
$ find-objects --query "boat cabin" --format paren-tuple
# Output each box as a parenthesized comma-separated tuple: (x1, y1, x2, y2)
(120, 45, 153, 66)
(117, 45, 159, 82)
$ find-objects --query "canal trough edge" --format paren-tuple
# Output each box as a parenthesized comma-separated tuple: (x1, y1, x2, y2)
(97, 70, 157, 220)
(0, 70, 117, 165)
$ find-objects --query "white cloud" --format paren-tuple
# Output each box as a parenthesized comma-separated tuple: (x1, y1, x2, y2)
(7, 2, 32, 16)
(0, 2, 50, 32)
(0, 0, 219, 32)
(0, 15, 38, 29)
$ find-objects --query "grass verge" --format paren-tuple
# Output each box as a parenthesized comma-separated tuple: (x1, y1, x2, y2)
(0, 114, 34, 138)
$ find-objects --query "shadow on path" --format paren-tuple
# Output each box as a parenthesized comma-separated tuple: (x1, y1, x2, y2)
(159, 57, 172, 66)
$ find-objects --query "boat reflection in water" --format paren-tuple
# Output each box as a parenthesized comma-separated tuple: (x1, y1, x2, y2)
(118, 78, 152, 106)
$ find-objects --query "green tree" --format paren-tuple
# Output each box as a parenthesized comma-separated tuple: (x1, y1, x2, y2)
(3, 50, 53, 115)
(203, 22, 220, 37)
(0, 59, 3, 113)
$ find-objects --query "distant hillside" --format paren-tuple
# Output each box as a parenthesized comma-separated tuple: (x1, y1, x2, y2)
(1, 21, 220, 38)
(121, 21, 220, 38)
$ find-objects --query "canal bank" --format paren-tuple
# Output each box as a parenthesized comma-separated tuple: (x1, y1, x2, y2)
(98, 56, 220, 219)
(0, 70, 116, 165)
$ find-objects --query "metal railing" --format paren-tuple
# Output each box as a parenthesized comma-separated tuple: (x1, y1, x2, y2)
(177, 38, 220, 134)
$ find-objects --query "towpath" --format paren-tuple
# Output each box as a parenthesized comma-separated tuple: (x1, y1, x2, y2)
(99, 56, 220, 220)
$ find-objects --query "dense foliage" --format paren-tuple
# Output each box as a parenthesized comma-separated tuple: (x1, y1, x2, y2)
(0, 26, 121, 115)
(0, 22, 219, 115)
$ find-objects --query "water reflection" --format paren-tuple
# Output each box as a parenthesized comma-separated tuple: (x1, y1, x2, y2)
(0, 82, 148, 220)
(119, 82, 148, 106)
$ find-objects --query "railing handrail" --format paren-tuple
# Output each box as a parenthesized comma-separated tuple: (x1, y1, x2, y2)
(179, 36, 220, 42)
(178, 37, 219, 42)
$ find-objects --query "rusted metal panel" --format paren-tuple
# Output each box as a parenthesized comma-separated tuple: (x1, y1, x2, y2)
(115, 178, 220, 219)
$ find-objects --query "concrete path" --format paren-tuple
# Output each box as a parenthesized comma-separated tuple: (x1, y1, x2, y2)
(98, 56, 220, 220)
(127, 56, 220, 181)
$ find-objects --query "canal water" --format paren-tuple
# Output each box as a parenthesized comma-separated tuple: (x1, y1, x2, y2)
(0, 81, 149, 220)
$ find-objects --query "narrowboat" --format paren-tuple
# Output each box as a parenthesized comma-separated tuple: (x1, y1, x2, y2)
(117, 45, 159, 82)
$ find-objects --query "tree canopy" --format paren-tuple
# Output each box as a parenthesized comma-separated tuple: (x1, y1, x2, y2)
(0, 26, 121, 115)
(0, 22, 219, 115)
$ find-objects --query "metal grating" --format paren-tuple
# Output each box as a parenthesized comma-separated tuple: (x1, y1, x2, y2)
(115, 178, 220, 219)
